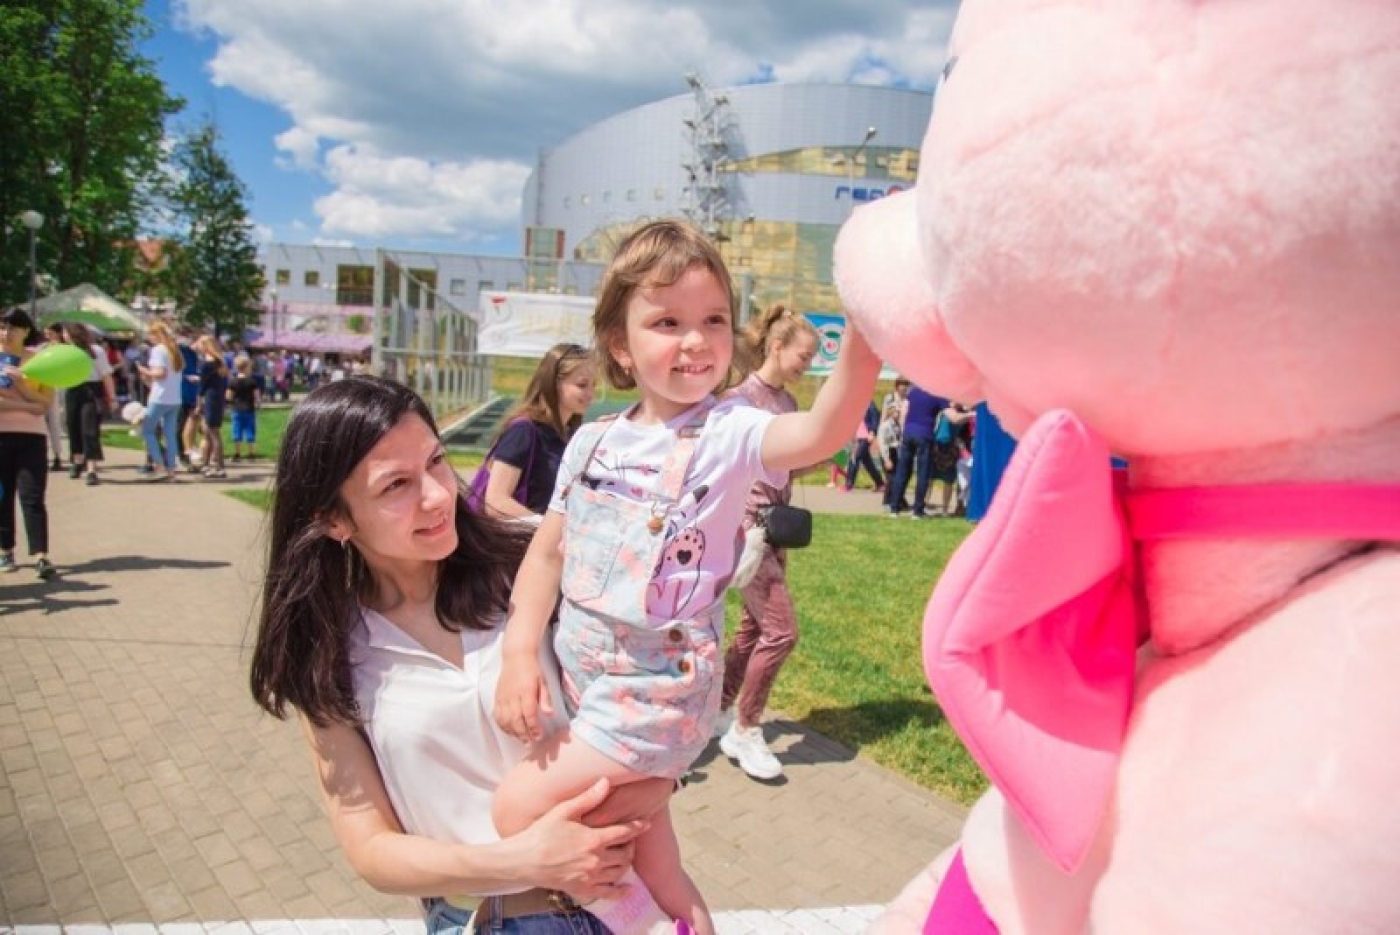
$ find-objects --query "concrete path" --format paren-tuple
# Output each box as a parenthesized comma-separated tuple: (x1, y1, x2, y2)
(0, 445, 962, 934)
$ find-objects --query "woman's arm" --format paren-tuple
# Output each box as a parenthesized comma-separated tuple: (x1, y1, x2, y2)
(1, 367, 54, 412)
(761, 325, 882, 474)
(305, 717, 646, 900)
(482, 460, 535, 520)
(496, 511, 566, 742)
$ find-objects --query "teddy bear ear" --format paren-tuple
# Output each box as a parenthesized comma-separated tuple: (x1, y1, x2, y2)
(836, 193, 984, 402)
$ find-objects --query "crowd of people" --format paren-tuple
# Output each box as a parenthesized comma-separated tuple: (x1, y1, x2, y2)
(0, 305, 371, 580)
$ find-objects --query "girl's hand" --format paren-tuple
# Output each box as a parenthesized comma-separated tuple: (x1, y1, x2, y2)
(516, 778, 647, 902)
(494, 651, 554, 743)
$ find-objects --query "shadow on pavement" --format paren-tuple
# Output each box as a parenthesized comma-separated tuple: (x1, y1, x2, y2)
(800, 697, 949, 750)
(61, 555, 231, 575)
(0, 576, 118, 615)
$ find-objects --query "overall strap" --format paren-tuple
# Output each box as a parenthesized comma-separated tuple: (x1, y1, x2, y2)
(654, 397, 717, 503)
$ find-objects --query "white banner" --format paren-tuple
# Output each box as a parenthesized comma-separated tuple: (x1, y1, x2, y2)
(476, 291, 595, 358)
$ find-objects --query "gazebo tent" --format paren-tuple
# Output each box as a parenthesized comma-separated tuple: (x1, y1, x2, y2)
(33, 284, 144, 338)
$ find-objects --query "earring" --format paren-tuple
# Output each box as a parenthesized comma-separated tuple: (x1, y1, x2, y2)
(340, 537, 356, 591)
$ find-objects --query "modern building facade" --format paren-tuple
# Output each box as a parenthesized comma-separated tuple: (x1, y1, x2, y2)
(522, 81, 933, 315)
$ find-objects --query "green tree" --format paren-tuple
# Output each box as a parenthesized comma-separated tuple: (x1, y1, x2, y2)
(165, 123, 265, 334)
(0, 0, 181, 303)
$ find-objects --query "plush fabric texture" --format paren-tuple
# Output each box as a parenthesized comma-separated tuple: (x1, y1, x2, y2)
(841, 1, 1400, 931)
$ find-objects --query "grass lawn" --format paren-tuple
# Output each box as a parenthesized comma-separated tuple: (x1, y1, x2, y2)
(101, 405, 295, 460)
(734, 514, 985, 805)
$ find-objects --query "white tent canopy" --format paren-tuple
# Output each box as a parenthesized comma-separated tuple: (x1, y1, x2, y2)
(33, 283, 144, 336)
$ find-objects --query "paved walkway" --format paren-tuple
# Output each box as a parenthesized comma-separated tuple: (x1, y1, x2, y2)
(0, 446, 961, 934)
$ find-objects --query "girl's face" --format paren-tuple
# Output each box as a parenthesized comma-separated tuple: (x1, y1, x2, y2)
(612, 266, 733, 423)
(767, 331, 819, 387)
(327, 415, 459, 568)
(556, 359, 596, 421)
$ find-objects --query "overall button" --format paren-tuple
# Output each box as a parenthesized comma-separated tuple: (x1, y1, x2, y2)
(667, 628, 684, 643)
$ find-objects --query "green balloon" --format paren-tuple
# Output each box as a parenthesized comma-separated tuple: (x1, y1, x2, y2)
(20, 343, 94, 389)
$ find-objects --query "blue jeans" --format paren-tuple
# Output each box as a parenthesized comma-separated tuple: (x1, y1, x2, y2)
(142, 402, 181, 471)
(424, 898, 608, 935)
(889, 437, 932, 515)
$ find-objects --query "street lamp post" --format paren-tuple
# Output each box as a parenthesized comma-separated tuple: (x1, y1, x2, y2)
(19, 210, 44, 318)
(847, 126, 878, 211)
(268, 289, 278, 346)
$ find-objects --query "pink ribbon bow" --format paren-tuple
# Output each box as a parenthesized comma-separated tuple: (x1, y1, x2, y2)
(923, 409, 1400, 878)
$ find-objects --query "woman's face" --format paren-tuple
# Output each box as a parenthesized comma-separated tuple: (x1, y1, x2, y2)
(556, 359, 596, 421)
(0, 320, 30, 352)
(329, 415, 459, 567)
(768, 331, 819, 387)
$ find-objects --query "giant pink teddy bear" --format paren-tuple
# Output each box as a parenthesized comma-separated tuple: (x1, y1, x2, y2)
(834, 1, 1400, 931)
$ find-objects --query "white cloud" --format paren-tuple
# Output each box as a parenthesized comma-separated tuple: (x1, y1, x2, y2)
(174, 0, 957, 246)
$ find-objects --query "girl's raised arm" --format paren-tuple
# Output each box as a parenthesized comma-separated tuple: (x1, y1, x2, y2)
(760, 323, 882, 474)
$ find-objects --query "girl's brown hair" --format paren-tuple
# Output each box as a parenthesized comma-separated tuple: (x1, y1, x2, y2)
(591, 219, 738, 391)
(494, 342, 592, 444)
(737, 303, 819, 376)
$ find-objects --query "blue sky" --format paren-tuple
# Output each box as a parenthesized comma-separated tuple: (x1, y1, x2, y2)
(141, 0, 955, 258)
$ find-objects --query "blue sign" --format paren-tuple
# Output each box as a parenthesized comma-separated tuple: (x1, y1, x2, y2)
(834, 184, 905, 202)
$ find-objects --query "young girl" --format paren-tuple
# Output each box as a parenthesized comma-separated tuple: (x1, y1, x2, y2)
(493, 220, 881, 934)
(477, 342, 596, 519)
(136, 321, 185, 482)
(195, 336, 228, 479)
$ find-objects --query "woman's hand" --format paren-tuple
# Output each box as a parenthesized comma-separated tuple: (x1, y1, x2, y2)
(494, 650, 553, 743)
(514, 778, 648, 902)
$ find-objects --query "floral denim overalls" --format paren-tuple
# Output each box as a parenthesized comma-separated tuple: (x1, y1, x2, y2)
(553, 400, 723, 779)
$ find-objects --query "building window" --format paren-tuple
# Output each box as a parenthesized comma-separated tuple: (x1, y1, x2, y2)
(563, 196, 571, 209)
(478, 279, 495, 295)
(602, 191, 611, 203)
(449, 278, 466, 296)
(626, 189, 637, 202)
(580, 194, 591, 206)
(336, 265, 374, 306)
(304, 270, 320, 287)
(275, 269, 290, 285)
(653, 187, 666, 200)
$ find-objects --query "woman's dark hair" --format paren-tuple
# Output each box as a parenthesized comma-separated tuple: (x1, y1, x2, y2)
(250, 375, 534, 726)
(1, 307, 42, 346)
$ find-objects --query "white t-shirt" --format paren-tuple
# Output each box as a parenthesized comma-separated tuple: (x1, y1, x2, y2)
(348, 607, 568, 895)
(145, 345, 184, 406)
(549, 395, 785, 625)
(87, 344, 112, 383)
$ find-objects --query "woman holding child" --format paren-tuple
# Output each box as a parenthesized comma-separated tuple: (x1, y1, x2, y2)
(249, 375, 672, 934)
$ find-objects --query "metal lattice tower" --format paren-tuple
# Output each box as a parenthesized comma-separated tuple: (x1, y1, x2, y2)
(680, 73, 732, 240)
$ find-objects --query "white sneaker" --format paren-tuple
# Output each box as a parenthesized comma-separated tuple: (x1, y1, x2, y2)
(712, 708, 735, 739)
(720, 723, 783, 780)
